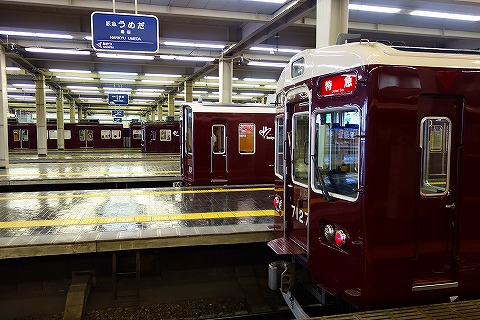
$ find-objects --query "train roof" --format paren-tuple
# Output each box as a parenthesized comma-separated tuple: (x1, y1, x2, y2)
(182, 102, 276, 114)
(277, 41, 480, 90)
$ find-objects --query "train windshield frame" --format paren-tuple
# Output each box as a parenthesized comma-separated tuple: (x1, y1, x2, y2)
(184, 107, 193, 155)
(312, 106, 361, 201)
(274, 114, 284, 178)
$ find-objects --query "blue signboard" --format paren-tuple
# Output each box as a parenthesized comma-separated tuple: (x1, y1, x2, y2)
(108, 94, 129, 106)
(113, 117, 123, 123)
(91, 11, 159, 53)
(111, 110, 125, 117)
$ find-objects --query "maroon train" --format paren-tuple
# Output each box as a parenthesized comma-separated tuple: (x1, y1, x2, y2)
(268, 42, 480, 315)
(141, 121, 180, 153)
(8, 122, 124, 149)
(181, 103, 275, 186)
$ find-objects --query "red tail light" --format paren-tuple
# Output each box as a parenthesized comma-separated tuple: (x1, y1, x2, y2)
(334, 230, 347, 247)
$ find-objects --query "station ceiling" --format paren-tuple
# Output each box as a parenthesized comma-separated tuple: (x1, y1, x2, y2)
(1, 0, 480, 119)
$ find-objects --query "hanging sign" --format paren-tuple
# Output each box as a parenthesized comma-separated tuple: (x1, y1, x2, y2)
(91, 11, 159, 53)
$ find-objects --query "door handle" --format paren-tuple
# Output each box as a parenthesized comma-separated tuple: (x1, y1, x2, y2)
(445, 203, 456, 209)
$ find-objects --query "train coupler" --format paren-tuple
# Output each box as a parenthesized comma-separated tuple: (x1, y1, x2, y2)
(268, 261, 296, 292)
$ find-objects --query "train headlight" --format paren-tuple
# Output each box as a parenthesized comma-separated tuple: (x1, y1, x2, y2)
(324, 224, 335, 241)
(273, 195, 282, 212)
(334, 230, 347, 247)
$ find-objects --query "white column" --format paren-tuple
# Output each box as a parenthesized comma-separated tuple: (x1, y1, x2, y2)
(35, 74, 47, 156)
(56, 88, 65, 150)
(316, 0, 349, 48)
(157, 101, 163, 121)
(0, 46, 9, 168)
(219, 59, 233, 104)
(168, 93, 175, 118)
(184, 80, 193, 103)
(78, 105, 83, 121)
(70, 100, 76, 123)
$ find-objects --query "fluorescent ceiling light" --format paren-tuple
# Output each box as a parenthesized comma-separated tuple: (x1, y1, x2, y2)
(6, 67, 21, 71)
(12, 83, 35, 87)
(49, 68, 92, 74)
(96, 53, 155, 60)
(348, 4, 401, 13)
(263, 85, 277, 89)
(243, 78, 277, 83)
(100, 78, 136, 82)
(163, 41, 225, 49)
(204, 76, 239, 81)
(141, 79, 175, 84)
(159, 55, 215, 62)
(248, 61, 287, 68)
(410, 10, 480, 21)
(232, 83, 260, 88)
(0, 30, 73, 39)
(70, 90, 101, 94)
(7, 95, 35, 100)
(84, 35, 92, 41)
(240, 92, 265, 96)
(137, 88, 165, 92)
(25, 47, 90, 55)
(103, 87, 132, 92)
(194, 82, 219, 86)
(144, 73, 182, 78)
(56, 76, 95, 80)
(67, 86, 99, 90)
(98, 71, 138, 76)
(250, 46, 301, 54)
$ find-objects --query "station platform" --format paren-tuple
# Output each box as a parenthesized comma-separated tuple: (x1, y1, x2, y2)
(1, 149, 180, 188)
(0, 185, 276, 259)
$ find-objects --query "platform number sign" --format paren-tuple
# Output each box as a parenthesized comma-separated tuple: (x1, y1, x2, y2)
(91, 11, 159, 53)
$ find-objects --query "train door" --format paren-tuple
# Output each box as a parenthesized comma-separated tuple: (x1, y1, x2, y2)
(211, 123, 227, 182)
(148, 129, 157, 152)
(413, 94, 461, 291)
(79, 129, 93, 148)
(285, 89, 311, 251)
(12, 128, 30, 149)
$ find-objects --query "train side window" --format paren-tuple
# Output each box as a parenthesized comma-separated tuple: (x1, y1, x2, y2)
(275, 115, 284, 177)
(238, 123, 255, 154)
(160, 129, 172, 141)
(292, 112, 309, 185)
(64, 130, 71, 140)
(313, 107, 360, 201)
(212, 125, 225, 154)
(420, 117, 451, 196)
(150, 130, 157, 141)
(133, 130, 142, 139)
(101, 130, 111, 139)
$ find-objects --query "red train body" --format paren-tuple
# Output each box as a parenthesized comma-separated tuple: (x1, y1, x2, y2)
(8, 123, 124, 149)
(268, 42, 480, 313)
(141, 121, 180, 153)
(181, 103, 275, 186)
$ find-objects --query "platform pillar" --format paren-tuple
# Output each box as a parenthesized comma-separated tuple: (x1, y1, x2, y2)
(184, 80, 193, 103)
(78, 105, 83, 121)
(156, 102, 162, 121)
(70, 100, 76, 123)
(56, 88, 65, 150)
(35, 74, 47, 156)
(0, 46, 9, 168)
(168, 93, 175, 118)
(219, 59, 233, 104)
(316, 0, 349, 47)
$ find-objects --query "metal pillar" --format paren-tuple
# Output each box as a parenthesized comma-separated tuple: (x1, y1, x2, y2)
(70, 100, 76, 123)
(0, 46, 9, 168)
(56, 88, 65, 150)
(168, 93, 175, 118)
(316, 0, 349, 48)
(35, 74, 47, 156)
(219, 59, 233, 104)
(184, 80, 193, 103)
(157, 101, 163, 121)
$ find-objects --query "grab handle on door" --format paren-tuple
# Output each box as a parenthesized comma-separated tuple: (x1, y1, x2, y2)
(445, 203, 456, 209)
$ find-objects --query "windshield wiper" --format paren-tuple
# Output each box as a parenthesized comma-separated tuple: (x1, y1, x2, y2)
(313, 155, 332, 202)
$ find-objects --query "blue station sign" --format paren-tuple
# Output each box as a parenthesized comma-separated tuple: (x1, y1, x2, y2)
(113, 117, 123, 123)
(111, 110, 125, 117)
(108, 94, 129, 106)
(91, 11, 159, 53)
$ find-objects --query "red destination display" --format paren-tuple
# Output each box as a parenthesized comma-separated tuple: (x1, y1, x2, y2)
(320, 74, 357, 96)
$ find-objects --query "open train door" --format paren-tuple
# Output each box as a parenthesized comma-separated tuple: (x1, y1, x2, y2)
(210, 122, 227, 183)
(413, 94, 461, 292)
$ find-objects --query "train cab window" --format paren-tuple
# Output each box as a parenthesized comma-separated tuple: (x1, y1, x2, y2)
(275, 115, 284, 177)
(185, 108, 193, 154)
(420, 117, 451, 196)
(313, 107, 360, 200)
(291, 57, 305, 78)
(133, 130, 142, 140)
(101, 130, 111, 139)
(238, 123, 255, 154)
(292, 112, 309, 185)
(13, 129, 20, 141)
(212, 125, 225, 154)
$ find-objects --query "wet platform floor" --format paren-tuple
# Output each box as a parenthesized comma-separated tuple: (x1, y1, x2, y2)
(2, 149, 181, 186)
(0, 185, 276, 259)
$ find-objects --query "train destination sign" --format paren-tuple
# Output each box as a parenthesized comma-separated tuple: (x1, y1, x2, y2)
(108, 94, 129, 106)
(91, 12, 159, 53)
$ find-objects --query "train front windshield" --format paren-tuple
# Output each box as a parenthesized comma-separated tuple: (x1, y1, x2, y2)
(313, 107, 360, 201)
